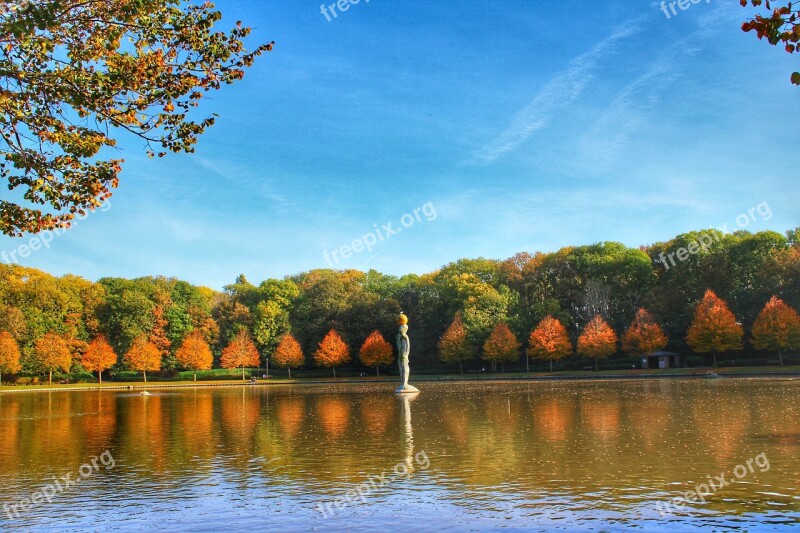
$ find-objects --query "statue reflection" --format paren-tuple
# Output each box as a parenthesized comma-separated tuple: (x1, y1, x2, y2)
(397, 391, 420, 473)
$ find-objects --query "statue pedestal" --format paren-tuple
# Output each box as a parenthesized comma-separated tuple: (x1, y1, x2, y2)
(395, 384, 420, 394)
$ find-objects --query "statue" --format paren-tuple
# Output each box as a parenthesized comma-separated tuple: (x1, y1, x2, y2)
(395, 313, 419, 393)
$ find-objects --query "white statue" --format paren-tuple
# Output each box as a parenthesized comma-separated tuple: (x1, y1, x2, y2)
(395, 313, 419, 393)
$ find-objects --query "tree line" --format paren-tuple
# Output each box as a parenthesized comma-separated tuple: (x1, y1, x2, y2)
(0, 228, 798, 383)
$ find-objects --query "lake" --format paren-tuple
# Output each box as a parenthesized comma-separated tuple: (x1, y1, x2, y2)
(1, 379, 798, 531)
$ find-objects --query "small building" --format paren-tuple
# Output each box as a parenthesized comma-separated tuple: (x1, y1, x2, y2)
(641, 350, 680, 370)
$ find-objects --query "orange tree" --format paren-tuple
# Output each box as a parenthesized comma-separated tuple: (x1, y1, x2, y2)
(686, 289, 743, 368)
(33, 332, 73, 385)
(221, 329, 260, 380)
(0, 331, 21, 385)
(621, 308, 668, 357)
(314, 329, 350, 378)
(359, 330, 394, 376)
(527, 315, 572, 373)
(175, 329, 213, 381)
(577, 315, 617, 371)
(124, 335, 162, 383)
(0, 1, 273, 236)
(751, 296, 800, 366)
(439, 312, 473, 374)
(482, 322, 520, 373)
(273, 333, 304, 378)
(82, 335, 118, 384)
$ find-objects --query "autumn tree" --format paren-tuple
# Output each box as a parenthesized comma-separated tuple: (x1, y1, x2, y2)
(314, 329, 351, 378)
(751, 296, 800, 366)
(482, 322, 520, 373)
(272, 333, 304, 378)
(740, 0, 800, 86)
(175, 329, 213, 381)
(359, 330, 394, 376)
(149, 305, 173, 369)
(686, 290, 744, 368)
(82, 335, 118, 384)
(621, 308, 668, 356)
(527, 315, 573, 373)
(0, 1, 273, 236)
(439, 312, 473, 374)
(220, 329, 260, 380)
(0, 331, 21, 385)
(124, 335, 162, 383)
(577, 315, 617, 371)
(33, 332, 73, 385)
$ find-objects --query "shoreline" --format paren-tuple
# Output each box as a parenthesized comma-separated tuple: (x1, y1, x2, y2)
(1, 367, 799, 393)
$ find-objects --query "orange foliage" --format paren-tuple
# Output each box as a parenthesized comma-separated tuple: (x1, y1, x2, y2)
(577, 315, 617, 370)
(175, 329, 213, 380)
(438, 312, 472, 373)
(0, 331, 22, 383)
(482, 322, 520, 369)
(82, 335, 118, 383)
(124, 335, 162, 382)
(220, 329, 260, 380)
(314, 329, 350, 377)
(751, 296, 800, 366)
(272, 333, 305, 377)
(149, 305, 171, 362)
(621, 308, 668, 355)
(33, 332, 72, 384)
(686, 289, 743, 366)
(358, 330, 394, 374)
(527, 316, 572, 370)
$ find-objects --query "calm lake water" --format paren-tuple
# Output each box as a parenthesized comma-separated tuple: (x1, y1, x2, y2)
(1, 379, 798, 531)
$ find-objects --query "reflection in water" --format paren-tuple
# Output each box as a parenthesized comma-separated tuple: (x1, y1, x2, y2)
(0, 380, 798, 531)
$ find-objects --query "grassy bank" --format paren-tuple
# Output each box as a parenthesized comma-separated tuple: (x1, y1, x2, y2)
(1, 365, 799, 392)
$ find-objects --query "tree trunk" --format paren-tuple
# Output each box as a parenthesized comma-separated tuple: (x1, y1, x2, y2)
(376, 366, 380, 377)
(193, 370, 197, 382)
(526, 354, 530, 373)
(143, 370, 147, 383)
(332, 367, 336, 378)
(288, 367, 292, 379)
(594, 357, 598, 371)
(0, 371, 3, 385)
(459, 360, 463, 374)
(242, 366, 245, 380)
(49, 370, 52, 385)
(98, 371, 102, 384)
(549, 360, 553, 373)
(712, 350, 717, 368)
(779, 349, 784, 367)
(501, 361, 505, 374)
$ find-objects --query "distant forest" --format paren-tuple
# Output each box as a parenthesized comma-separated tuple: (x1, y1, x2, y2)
(0, 227, 798, 377)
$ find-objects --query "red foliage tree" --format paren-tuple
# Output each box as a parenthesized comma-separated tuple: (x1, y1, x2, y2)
(273, 333, 305, 378)
(577, 315, 617, 371)
(686, 289, 743, 368)
(82, 335, 118, 383)
(0, 331, 21, 385)
(175, 329, 214, 381)
(621, 308, 668, 356)
(124, 335, 162, 383)
(482, 322, 520, 373)
(220, 329, 260, 380)
(527, 315, 573, 373)
(359, 330, 394, 376)
(751, 296, 800, 366)
(314, 329, 351, 378)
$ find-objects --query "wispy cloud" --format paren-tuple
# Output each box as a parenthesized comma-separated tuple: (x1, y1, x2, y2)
(473, 24, 641, 164)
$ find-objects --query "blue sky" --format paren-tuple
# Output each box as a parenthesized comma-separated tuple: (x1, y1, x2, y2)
(2, 0, 798, 289)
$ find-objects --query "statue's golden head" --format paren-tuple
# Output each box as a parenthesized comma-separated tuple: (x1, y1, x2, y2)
(397, 312, 408, 325)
